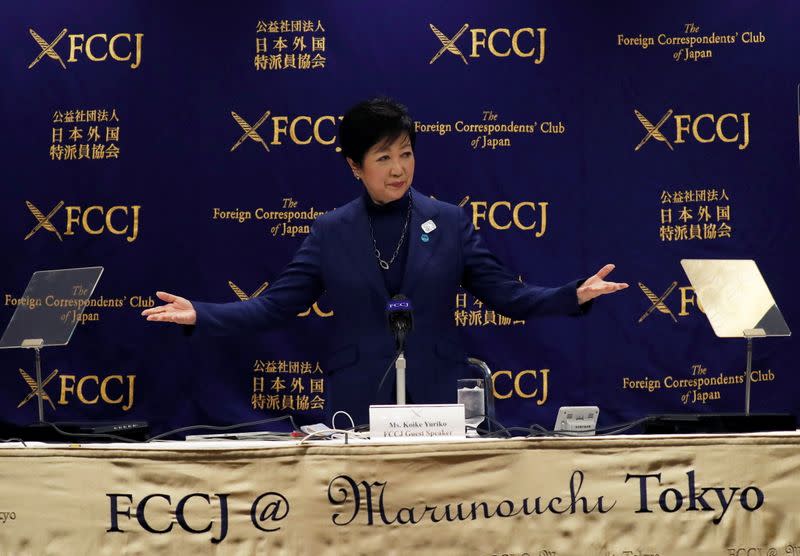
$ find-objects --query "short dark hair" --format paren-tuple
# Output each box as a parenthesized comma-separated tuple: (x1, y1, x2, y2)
(339, 97, 416, 165)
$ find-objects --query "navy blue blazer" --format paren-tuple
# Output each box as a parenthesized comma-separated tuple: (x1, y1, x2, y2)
(193, 189, 583, 424)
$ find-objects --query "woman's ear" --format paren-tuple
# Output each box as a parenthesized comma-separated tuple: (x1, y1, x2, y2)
(346, 157, 361, 179)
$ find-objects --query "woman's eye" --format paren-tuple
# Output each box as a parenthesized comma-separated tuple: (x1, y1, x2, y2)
(401, 151, 413, 157)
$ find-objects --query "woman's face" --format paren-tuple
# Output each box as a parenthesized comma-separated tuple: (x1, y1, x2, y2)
(349, 134, 414, 204)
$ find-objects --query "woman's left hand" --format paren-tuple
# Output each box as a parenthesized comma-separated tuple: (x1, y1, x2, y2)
(577, 264, 629, 305)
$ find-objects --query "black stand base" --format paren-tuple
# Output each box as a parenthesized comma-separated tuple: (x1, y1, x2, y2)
(0, 421, 149, 442)
(643, 413, 796, 434)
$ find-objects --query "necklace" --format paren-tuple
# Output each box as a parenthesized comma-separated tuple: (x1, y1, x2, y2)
(367, 192, 412, 270)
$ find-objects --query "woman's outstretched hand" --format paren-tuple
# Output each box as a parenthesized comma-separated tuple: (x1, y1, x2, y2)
(577, 264, 629, 305)
(141, 291, 197, 325)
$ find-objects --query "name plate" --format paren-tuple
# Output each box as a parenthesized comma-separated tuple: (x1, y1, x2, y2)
(369, 404, 465, 440)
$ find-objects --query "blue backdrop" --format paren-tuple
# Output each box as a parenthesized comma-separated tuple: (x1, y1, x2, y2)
(1, 0, 798, 434)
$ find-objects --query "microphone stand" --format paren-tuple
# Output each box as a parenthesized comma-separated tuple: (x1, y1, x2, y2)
(395, 351, 406, 405)
(386, 294, 412, 406)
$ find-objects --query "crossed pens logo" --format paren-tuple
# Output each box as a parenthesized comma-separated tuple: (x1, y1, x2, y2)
(25, 200, 64, 241)
(429, 194, 469, 207)
(229, 280, 269, 301)
(634, 110, 674, 151)
(28, 28, 67, 69)
(230, 111, 270, 152)
(428, 23, 546, 64)
(227, 280, 332, 317)
(17, 368, 58, 410)
(638, 281, 678, 323)
(633, 108, 751, 151)
(429, 24, 469, 64)
(24, 201, 141, 242)
(28, 28, 143, 69)
(229, 110, 341, 153)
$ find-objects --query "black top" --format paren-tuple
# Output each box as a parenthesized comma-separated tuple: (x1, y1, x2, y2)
(363, 190, 412, 296)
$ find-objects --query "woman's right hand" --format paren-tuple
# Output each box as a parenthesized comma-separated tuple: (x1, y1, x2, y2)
(141, 291, 197, 325)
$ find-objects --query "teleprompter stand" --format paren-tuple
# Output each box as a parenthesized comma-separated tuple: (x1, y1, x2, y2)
(0, 267, 147, 441)
(644, 260, 795, 434)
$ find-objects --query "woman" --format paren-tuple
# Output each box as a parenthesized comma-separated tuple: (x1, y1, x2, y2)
(143, 98, 627, 423)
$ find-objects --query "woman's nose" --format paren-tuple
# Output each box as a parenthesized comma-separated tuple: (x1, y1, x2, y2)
(390, 159, 403, 176)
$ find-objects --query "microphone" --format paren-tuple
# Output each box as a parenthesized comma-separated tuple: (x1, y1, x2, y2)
(385, 295, 413, 405)
(386, 295, 413, 353)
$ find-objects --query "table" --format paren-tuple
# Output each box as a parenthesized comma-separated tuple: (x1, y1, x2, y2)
(1, 433, 799, 555)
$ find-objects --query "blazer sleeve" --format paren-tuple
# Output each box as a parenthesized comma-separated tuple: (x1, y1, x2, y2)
(191, 219, 325, 335)
(459, 209, 585, 319)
